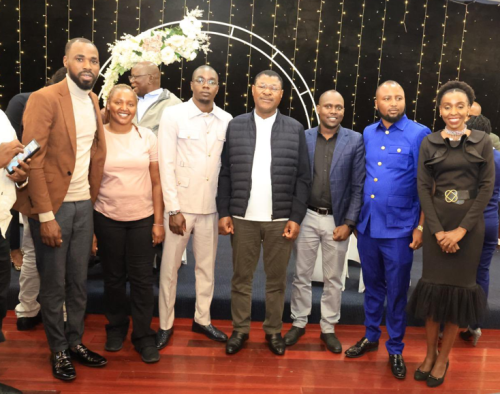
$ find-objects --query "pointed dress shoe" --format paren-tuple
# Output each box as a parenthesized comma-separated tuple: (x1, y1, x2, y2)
(389, 354, 406, 379)
(16, 311, 42, 331)
(284, 326, 305, 346)
(226, 331, 249, 355)
(50, 349, 76, 381)
(265, 333, 286, 356)
(320, 333, 342, 354)
(69, 344, 107, 367)
(345, 337, 379, 358)
(427, 361, 449, 388)
(192, 321, 228, 342)
(156, 328, 173, 350)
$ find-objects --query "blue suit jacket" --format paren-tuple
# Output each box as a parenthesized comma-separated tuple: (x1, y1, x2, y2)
(305, 125, 365, 227)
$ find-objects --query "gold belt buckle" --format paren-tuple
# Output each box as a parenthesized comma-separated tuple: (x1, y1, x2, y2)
(445, 189, 458, 203)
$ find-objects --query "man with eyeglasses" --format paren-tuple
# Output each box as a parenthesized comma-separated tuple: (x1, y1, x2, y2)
(284, 90, 365, 354)
(156, 65, 232, 350)
(217, 70, 310, 356)
(130, 61, 181, 136)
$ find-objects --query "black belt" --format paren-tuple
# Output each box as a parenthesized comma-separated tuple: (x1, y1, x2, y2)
(434, 189, 477, 204)
(308, 205, 333, 215)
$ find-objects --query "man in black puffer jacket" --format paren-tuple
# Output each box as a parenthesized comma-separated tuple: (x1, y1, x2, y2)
(217, 70, 311, 356)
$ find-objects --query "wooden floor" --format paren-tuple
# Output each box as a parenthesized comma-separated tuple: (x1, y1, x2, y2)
(1, 312, 500, 393)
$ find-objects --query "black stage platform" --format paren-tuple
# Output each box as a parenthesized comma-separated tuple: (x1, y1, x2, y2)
(7, 235, 500, 329)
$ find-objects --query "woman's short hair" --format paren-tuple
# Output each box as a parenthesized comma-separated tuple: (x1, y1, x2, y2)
(436, 80, 475, 107)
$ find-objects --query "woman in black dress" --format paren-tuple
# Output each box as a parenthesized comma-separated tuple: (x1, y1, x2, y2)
(408, 81, 494, 387)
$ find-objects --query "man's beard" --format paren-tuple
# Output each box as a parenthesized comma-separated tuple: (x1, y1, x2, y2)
(377, 109, 405, 124)
(69, 70, 96, 91)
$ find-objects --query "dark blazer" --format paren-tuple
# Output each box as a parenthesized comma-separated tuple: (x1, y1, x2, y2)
(217, 110, 311, 224)
(14, 79, 106, 218)
(305, 126, 365, 226)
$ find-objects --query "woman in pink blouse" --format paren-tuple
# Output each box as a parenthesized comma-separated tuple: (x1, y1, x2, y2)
(94, 84, 165, 363)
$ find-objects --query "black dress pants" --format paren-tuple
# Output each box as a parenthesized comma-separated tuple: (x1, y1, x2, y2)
(0, 229, 11, 341)
(94, 211, 156, 350)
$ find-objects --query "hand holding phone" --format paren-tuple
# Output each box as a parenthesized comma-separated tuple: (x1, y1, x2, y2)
(7, 139, 40, 175)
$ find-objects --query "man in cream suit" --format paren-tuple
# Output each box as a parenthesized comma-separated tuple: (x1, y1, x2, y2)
(156, 65, 232, 349)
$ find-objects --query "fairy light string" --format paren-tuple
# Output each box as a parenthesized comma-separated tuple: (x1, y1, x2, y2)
(351, 1, 366, 128)
(334, 1, 345, 89)
(270, 0, 279, 66)
(374, 0, 388, 120)
(288, 0, 301, 116)
(223, 0, 234, 110)
(243, 0, 256, 111)
(457, 3, 468, 80)
(310, 0, 324, 124)
(414, 0, 429, 120)
(432, 0, 449, 131)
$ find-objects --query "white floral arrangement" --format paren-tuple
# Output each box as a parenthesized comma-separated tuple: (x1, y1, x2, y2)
(100, 8, 209, 103)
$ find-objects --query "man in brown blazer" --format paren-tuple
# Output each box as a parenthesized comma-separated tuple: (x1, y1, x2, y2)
(15, 38, 107, 381)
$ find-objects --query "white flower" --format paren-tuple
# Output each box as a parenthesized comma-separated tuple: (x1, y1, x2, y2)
(160, 46, 176, 65)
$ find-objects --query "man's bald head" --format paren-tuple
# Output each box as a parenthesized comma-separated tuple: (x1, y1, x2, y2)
(316, 89, 345, 131)
(470, 101, 482, 117)
(192, 65, 218, 81)
(130, 62, 161, 97)
(375, 80, 403, 98)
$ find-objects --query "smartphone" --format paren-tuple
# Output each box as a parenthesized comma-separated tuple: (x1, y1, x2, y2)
(7, 139, 40, 175)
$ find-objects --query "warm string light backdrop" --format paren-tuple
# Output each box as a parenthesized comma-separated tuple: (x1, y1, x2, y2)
(0, 0, 499, 133)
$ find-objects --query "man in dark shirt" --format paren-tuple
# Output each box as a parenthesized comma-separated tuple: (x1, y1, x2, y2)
(284, 90, 365, 353)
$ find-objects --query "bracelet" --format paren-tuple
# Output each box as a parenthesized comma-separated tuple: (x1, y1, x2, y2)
(153, 223, 164, 227)
(416, 225, 424, 232)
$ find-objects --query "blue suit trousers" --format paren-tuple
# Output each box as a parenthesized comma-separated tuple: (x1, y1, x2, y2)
(471, 214, 498, 329)
(357, 229, 413, 355)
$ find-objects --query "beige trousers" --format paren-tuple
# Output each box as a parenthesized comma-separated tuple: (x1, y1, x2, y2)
(158, 212, 218, 330)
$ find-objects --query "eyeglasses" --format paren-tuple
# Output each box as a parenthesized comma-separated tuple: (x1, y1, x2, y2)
(128, 74, 150, 82)
(193, 77, 218, 86)
(255, 84, 282, 93)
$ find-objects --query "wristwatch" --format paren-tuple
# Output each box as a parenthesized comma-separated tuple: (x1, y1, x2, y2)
(168, 210, 180, 216)
(416, 225, 424, 232)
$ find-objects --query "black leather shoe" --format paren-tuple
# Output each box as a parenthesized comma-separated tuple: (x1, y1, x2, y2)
(320, 333, 342, 354)
(427, 361, 449, 388)
(345, 337, 379, 358)
(284, 326, 305, 346)
(192, 321, 228, 342)
(50, 349, 76, 381)
(140, 346, 160, 363)
(0, 382, 22, 393)
(105, 337, 123, 352)
(69, 344, 107, 367)
(389, 354, 406, 379)
(156, 328, 173, 350)
(17, 312, 42, 331)
(265, 333, 286, 356)
(226, 331, 249, 355)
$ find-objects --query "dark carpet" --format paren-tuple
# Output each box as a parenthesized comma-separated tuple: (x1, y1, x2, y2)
(7, 235, 500, 328)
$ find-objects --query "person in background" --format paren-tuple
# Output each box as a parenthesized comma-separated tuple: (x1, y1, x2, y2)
(459, 114, 500, 345)
(0, 109, 30, 394)
(408, 81, 493, 387)
(94, 84, 164, 363)
(14, 38, 107, 381)
(467, 101, 499, 150)
(156, 65, 232, 350)
(130, 61, 182, 136)
(6, 67, 67, 273)
(284, 90, 365, 354)
(345, 81, 431, 380)
(6, 67, 67, 331)
(217, 70, 311, 356)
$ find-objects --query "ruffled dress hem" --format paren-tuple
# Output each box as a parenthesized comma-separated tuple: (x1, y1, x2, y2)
(407, 278, 487, 326)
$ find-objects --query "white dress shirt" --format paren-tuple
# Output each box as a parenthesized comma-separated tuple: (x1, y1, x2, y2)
(137, 88, 163, 122)
(158, 98, 232, 215)
(0, 110, 19, 237)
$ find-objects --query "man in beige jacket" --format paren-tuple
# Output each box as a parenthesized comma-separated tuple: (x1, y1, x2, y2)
(156, 65, 232, 349)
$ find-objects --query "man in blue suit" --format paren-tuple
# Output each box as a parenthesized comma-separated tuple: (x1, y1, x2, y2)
(345, 81, 430, 380)
(284, 90, 365, 353)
